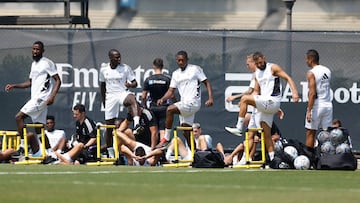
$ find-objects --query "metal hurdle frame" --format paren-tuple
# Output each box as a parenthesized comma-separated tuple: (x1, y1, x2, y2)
(86, 124, 119, 166)
(15, 123, 46, 165)
(163, 126, 195, 168)
(233, 128, 266, 169)
(0, 130, 20, 151)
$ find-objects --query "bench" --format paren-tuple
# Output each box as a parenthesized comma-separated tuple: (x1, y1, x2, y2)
(0, 0, 90, 27)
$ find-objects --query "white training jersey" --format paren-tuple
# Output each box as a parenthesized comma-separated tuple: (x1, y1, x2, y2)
(99, 63, 136, 93)
(309, 65, 332, 107)
(45, 129, 66, 148)
(170, 64, 207, 102)
(255, 63, 282, 99)
(29, 57, 58, 101)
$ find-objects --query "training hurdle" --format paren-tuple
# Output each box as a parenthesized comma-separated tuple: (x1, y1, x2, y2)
(163, 126, 195, 168)
(86, 124, 119, 166)
(0, 130, 20, 151)
(233, 128, 266, 169)
(15, 123, 46, 165)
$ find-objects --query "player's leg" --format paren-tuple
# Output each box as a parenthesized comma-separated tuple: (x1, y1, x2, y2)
(117, 130, 137, 150)
(225, 94, 256, 136)
(104, 118, 116, 148)
(155, 104, 180, 149)
(123, 93, 141, 128)
(15, 111, 27, 139)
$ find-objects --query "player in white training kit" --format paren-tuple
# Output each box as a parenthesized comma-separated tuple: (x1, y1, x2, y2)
(155, 50, 213, 148)
(226, 54, 257, 135)
(5, 41, 61, 145)
(226, 52, 299, 162)
(304, 49, 332, 150)
(99, 49, 142, 154)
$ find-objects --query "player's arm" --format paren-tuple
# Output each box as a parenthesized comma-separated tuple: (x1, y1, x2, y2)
(306, 71, 316, 122)
(272, 64, 299, 102)
(125, 79, 137, 89)
(46, 74, 61, 105)
(253, 78, 260, 95)
(202, 79, 214, 107)
(157, 87, 175, 105)
(226, 87, 254, 102)
(84, 137, 97, 149)
(100, 82, 106, 107)
(5, 79, 32, 92)
(142, 148, 163, 160)
(141, 90, 148, 107)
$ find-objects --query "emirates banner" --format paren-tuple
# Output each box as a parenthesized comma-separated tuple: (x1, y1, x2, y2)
(0, 29, 359, 150)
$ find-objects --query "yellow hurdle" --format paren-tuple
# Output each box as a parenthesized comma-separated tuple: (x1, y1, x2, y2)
(15, 123, 46, 165)
(163, 126, 194, 168)
(233, 128, 266, 169)
(86, 124, 119, 166)
(0, 130, 20, 151)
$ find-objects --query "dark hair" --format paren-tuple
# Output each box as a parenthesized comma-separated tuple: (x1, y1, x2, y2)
(332, 118, 342, 127)
(153, 58, 164, 69)
(33, 41, 44, 50)
(306, 49, 320, 63)
(135, 146, 146, 157)
(108, 49, 120, 57)
(46, 115, 55, 121)
(176, 50, 188, 59)
(253, 51, 264, 60)
(73, 104, 86, 113)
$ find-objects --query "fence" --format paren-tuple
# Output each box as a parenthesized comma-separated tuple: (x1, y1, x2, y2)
(0, 29, 359, 150)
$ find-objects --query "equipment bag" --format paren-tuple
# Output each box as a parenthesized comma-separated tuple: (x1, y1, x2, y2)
(317, 152, 357, 170)
(192, 150, 225, 168)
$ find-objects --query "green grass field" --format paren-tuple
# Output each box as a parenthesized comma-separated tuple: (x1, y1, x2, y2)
(0, 164, 359, 203)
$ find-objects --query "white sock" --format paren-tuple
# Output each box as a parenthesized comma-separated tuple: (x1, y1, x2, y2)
(164, 129, 172, 141)
(268, 151, 275, 161)
(133, 116, 140, 126)
(46, 148, 57, 159)
(20, 139, 25, 148)
(165, 148, 173, 161)
(236, 117, 244, 129)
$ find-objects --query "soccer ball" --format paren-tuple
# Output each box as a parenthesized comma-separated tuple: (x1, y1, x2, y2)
(335, 143, 351, 154)
(320, 141, 336, 155)
(294, 155, 310, 170)
(330, 128, 346, 145)
(284, 146, 298, 160)
(317, 130, 330, 144)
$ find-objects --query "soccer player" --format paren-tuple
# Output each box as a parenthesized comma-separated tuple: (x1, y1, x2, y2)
(225, 51, 299, 162)
(99, 49, 142, 152)
(20, 115, 68, 163)
(5, 41, 61, 149)
(117, 103, 158, 149)
(225, 54, 257, 129)
(155, 50, 213, 149)
(304, 49, 332, 160)
(54, 104, 97, 164)
(142, 58, 174, 147)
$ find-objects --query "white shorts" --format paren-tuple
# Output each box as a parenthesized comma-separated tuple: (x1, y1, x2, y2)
(20, 98, 47, 124)
(254, 95, 280, 127)
(174, 99, 201, 126)
(105, 91, 132, 120)
(305, 105, 333, 130)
